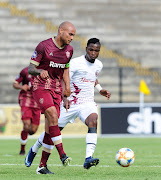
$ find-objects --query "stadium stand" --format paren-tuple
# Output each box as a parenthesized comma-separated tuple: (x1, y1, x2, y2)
(0, 0, 161, 103)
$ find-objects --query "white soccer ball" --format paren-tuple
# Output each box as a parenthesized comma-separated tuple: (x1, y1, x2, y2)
(115, 148, 135, 167)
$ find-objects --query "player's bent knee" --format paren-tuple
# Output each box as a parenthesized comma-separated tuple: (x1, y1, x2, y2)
(23, 120, 31, 131)
(93, 119, 97, 127)
(30, 125, 38, 134)
(28, 128, 37, 135)
(28, 131, 35, 135)
(24, 125, 30, 132)
(87, 120, 97, 128)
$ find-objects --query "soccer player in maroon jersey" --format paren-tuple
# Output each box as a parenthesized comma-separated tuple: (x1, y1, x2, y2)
(26, 21, 76, 174)
(13, 67, 41, 155)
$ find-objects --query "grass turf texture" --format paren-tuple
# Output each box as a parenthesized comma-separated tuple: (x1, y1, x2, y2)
(0, 137, 161, 180)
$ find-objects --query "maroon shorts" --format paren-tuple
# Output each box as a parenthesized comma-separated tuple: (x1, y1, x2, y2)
(32, 89, 62, 117)
(21, 106, 41, 125)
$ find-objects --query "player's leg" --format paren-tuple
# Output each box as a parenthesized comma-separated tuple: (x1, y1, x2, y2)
(28, 108, 41, 135)
(25, 129, 65, 167)
(84, 113, 99, 169)
(25, 103, 71, 168)
(44, 106, 71, 166)
(20, 120, 29, 155)
(39, 102, 76, 169)
(20, 106, 32, 155)
(79, 102, 99, 169)
(32, 131, 45, 153)
(25, 131, 45, 167)
(25, 108, 41, 166)
(36, 121, 55, 174)
(32, 89, 67, 161)
(36, 120, 68, 174)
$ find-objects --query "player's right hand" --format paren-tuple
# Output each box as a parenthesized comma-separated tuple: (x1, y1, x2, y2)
(22, 84, 30, 91)
(63, 88, 71, 97)
(100, 89, 111, 100)
(40, 70, 49, 79)
(63, 97, 71, 111)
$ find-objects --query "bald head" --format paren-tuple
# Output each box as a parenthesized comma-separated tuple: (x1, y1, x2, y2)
(58, 21, 76, 32)
(55, 21, 76, 46)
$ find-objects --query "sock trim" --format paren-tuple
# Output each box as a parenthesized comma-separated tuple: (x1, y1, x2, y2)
(43, 147, 53, 153)
(42, 143, 54, 150)
(20, 139, 27, 145)
(87, 143, 96, 145)
(51, 138, 62, 145)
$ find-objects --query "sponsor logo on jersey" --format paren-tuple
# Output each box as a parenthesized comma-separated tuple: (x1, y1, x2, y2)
(49, 61, 66, 68)
(66, 51, 70, 58)
(80, 77, 95, 83)
(32, 51, 37, 58)
(49, 52, 53, 56)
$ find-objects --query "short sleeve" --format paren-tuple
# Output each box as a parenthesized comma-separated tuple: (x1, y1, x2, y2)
(69, 59, 76, 79)
(15, 69, 24, 83)
(97, 61, 103, 75)
(30, 42, 44, 66)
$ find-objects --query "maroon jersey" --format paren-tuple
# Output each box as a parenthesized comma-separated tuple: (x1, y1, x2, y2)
(15, 67, 39, 108)
(30, 37, 73, 94)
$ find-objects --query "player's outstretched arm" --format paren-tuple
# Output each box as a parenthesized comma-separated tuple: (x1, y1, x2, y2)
(95, 79, 111, 100)
(13, 82, 30, 91)
(63, 68, 71, 97)
(61, 79, 71, 111)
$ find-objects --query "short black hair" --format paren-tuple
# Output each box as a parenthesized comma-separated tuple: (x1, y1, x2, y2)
(87, 38, 101, 47)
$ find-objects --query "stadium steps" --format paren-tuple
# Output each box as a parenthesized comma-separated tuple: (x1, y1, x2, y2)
(0, 0, 161, 103)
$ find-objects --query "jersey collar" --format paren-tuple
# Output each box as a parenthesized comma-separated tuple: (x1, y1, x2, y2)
(52, 37, 65, 49)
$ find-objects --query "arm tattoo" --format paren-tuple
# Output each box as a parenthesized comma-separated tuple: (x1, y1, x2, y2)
(28, 63, 42, 76)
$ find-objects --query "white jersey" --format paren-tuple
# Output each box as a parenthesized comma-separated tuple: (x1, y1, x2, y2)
(68, 55, 103, 105)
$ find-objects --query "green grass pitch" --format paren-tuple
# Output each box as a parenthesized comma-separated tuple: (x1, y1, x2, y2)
(0, 137, 161, 180)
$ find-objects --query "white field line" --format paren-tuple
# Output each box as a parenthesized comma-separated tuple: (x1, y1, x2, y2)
(0, 163, 99, 167)
(1, 134, 161, 139)
(0, 163, 161, 168)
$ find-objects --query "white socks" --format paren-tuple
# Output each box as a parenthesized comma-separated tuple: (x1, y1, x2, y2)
(32, 131, 97, 157)
(86, 133, 97, 158)
(32, 131, 45, 153)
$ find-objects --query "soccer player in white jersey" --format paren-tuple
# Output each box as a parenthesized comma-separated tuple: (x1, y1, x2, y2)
(25, 38, 111, 171)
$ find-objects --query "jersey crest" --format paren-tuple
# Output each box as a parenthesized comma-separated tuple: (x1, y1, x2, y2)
(66, 51, 70, 58)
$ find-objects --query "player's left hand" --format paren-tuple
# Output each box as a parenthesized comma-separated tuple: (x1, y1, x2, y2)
(100, 89, 111, 100)
(63, 97, 71, 111)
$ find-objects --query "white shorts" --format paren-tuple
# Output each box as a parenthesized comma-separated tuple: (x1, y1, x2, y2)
(58, 102, 98, 127)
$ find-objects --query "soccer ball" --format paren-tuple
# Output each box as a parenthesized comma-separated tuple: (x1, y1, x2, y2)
(115, 148, 135, 167)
